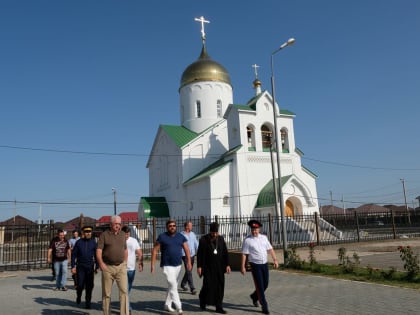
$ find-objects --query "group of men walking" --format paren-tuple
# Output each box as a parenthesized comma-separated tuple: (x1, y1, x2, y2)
(48, 215, 278, 315)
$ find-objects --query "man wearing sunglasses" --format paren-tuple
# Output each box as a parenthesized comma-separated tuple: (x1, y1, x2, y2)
(151, 219, 192, 315)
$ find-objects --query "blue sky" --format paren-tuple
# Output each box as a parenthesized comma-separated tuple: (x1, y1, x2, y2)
(1, 1, 419, 222)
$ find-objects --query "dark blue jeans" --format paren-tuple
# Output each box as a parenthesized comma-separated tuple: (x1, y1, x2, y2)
(181, 255, 195, 291)
(127, 270, 136, 310)
(250, 262, 269, 311)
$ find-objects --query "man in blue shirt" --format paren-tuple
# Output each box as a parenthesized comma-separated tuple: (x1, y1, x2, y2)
(180, 220, 199, 294)
(151, 219, 192, 315)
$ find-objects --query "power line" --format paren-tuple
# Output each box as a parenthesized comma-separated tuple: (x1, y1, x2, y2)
(2, 144, 420, 172)
(302, 156, 420, 171)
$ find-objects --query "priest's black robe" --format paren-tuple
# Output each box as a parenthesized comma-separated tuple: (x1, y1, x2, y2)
(197, 234, 229, 307)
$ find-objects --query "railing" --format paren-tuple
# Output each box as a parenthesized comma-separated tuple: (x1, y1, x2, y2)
(1, 210, 420, 271)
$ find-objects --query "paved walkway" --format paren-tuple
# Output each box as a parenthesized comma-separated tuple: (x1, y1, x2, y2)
(1, 238, 420, 314)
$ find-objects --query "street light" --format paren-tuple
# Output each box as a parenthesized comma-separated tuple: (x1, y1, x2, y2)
(270, 37, 295, 264)
(112, 187, 117, 216)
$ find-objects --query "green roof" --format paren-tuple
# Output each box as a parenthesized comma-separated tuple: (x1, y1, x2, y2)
(184, 160, 231, 185)
(160, 125, 198, 147)
(140, 197, 170, 218)
(184, 145, 241, 185)
(232, 103, 295, 116)
(255, 175, 292, 208)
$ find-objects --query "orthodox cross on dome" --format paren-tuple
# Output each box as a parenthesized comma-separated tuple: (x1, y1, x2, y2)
(252, 64, 260, 79)
(194, 16, 210, 42)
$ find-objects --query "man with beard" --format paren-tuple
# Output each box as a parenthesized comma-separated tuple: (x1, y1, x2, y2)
(151, 219, 192, 315)
(71, 226, 98, 309)
(197, 222, 231, 314)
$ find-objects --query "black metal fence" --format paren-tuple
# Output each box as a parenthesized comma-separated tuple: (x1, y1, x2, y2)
(1, 211, 420, 271)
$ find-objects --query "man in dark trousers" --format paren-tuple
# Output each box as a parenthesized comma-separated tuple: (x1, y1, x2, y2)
(71, 225, 98, 309)
(241, 220, 278, 315)
(197, 222, 231, 314)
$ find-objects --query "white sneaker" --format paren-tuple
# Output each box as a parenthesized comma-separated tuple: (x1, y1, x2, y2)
(164, 304, 175, 312)
(177, 309, 183, 315)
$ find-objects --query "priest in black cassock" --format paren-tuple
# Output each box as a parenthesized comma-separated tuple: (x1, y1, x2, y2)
(197, 222, 231, 314)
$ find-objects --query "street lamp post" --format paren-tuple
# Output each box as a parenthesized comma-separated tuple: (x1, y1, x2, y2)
(112, 187, 117, 216)
(400, 179, 410, 225)
(270, 37, 295, 264)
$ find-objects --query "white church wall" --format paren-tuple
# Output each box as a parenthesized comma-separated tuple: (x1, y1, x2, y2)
(183, 179, 212, 218)
(208, 165, 234, 217)
(236, 151, 276, 216)
(181, 121, 229, 181)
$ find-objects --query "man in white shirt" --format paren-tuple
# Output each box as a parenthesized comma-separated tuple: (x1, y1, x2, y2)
(241, 220, 278, 315)
(122, 226, 143, 312)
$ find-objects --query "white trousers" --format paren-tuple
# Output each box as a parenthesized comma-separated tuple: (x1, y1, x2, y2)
(163, 265, 182, 310)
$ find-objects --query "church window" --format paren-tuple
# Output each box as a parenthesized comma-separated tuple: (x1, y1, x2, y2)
(281, 128, 289, 153)
(223, 195, 229, 206)
(217, 100, 222, 117)
(247, 125, 256, 151)
(261, 125, 272, 151)
(196, 100, 201, 118)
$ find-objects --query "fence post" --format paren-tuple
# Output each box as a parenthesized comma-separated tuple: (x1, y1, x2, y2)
(267, 213, 273, 244)
(199, 216, 206, 235)
(391, 210, 396, 239)
(354, 212, 360, 242)
(49, 220, 55, 240)
(152, 217, 157, 243)
(314, 212, 320, 245)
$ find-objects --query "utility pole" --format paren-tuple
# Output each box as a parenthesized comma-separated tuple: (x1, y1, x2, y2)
(112, 188, 117, 216)
(400, 179, 410, 225)
(330, 190, 333, 211)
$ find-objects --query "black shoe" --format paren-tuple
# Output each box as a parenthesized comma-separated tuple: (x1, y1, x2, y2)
(76, 296, 81, 304)
(85, 302, 91, 309)
(200, 303, 206, 310)
(262, 309, 270, 314)
(191, 289, 197, 295)
(215, 308, 227, 314)
(250, 294, 258, 307)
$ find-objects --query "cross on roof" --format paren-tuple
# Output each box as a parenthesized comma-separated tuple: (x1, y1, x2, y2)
(252, 64, 260, 79)
(194, 16, 210, 41)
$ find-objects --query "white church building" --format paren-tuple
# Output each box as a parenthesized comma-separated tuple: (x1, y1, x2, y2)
(139, 19, 319, 220)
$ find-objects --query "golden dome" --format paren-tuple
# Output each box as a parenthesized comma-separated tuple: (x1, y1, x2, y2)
(180, 44, 231, 89)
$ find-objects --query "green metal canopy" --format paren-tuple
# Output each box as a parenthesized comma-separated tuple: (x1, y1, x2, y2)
(255, 176, 292, 208)
(140, 197, 170, 218)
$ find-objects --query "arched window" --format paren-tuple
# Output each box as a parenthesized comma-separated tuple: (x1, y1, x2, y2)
(281, 128, 289, 153)
(223, 195, 229, 206)
(247, 125, 256, 151)
(217, 99, 222, 118)
(261, 125, 272, 151)
(196, 100, 201, 118)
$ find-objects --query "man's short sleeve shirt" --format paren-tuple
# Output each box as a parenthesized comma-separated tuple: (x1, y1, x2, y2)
(242, 234, 272, 264)
(157, 232, 187, 267)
